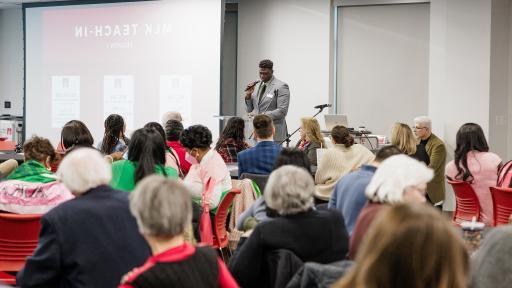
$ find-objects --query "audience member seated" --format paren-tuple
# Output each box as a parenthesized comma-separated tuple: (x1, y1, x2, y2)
(97, 114, 130, 155)
(17, 148, 150, 287)
(215, 117, 250, 163)
(295, 117, 325, 166)
(180, 125, 232, 213)
(119, 175, 238, 288)
(165, 119, 191, 175)
(237, 148, 311, 231)
(144, 122, 181, 173)
(445, 123, 501, 226)
(471, 225, 512, 288)
(0, 136, 73, 214)
(334, 203, 468, 288)
(349, 154, 433, 259)
(391, 122, 417, 156)
(328, 145, 402, 235)
(111, 127, 178, 192)
(161, 110, 183, 125)
(237, 115, 281, 178)
(413, 116, 447, 206)
(229, 166, 349, 288)
(52, 119, 95, 172)
(315, 125, 374, 202)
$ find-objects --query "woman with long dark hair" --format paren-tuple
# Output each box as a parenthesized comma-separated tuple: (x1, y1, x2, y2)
(98, 114, 129, 155)
(215, 117, 250, 163)
(446, 123, 501, 226)
(110, 127, 178, 191)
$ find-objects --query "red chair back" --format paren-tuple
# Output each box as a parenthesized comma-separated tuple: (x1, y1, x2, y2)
(448, 180, 481, 225)
(213, 188, 241, 249)
(490, 186, 512, 226)
(0, 213, 41, 273)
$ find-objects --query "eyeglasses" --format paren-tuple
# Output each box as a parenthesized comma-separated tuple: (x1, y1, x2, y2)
(413, 126, 427, 130)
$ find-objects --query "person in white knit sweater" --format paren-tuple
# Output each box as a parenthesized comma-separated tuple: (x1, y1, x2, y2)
(314, 126, 375, 201)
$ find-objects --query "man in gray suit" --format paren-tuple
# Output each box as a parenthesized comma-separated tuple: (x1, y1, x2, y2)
(244, 59, 290, 143)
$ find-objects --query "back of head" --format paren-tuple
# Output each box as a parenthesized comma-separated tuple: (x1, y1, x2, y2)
(301, 117, 325, 147)
(253, 114, 273, 140)
(24, 136, 56, 163)
(130, 175, 191, 238)
(264, 165, 314, 215)
(472, 225, 512, 288)
(331, 125, 354, 148)
(454, 123, 489, 182)
(128, 127, 167, 183)
(215, 117, 245, 150)
(365, 155, 433, 203)
(179, 125, 212, 149)
(165, 119, 184, 142)
(144, 122, 166, 141)
(272, 148, 311, 173)
(61, 120, 94, 150)
(161, 111, 182, 125)
(57, 148, 111, 194)
(335, 203, 468, 288)
(101, 114, 125, 154)
(391, 122, 416, 155)
(374, 145, 402, 163)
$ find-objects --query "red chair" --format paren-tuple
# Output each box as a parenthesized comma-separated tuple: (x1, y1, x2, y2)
(490, 186, 512, 226)
(213, 188, 241, 260)
(448, 180, 481, 226)
(0, 213, 42, 285)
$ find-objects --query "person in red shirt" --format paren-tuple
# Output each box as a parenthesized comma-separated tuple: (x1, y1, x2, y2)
(119, 175, 238, 288)
(164, 119, 191, 175)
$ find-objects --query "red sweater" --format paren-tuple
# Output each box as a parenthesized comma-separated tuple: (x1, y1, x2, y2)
(119, 243, 238, 288)
(166, 141, 191, 175)
(349, 202, 387, 260)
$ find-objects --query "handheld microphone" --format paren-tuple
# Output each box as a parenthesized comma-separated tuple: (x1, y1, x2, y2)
(244, 80, 261, 91)
(314, 104, 332, 109)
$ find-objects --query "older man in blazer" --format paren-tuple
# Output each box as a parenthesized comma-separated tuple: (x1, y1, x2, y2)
(244, 59, 290, 143)
(413, 116, 447, 207)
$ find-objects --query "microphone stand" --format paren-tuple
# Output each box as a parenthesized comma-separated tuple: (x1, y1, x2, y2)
(280, 107, 326, 147)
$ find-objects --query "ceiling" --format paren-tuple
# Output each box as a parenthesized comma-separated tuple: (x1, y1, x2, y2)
(0, 0, 76, 9)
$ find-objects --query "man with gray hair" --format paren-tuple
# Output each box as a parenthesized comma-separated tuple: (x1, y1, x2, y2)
(413, 116, 446, 207)
(17, 148, 150, 287)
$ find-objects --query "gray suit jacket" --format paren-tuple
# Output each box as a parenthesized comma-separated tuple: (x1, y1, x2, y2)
(245, 76, 290, 142)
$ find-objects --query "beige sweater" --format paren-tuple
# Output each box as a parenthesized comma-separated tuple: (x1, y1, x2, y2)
(315, 144, 375, 200)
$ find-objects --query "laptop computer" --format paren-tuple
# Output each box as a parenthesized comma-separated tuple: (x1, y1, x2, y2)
(324, 114, 348, 131)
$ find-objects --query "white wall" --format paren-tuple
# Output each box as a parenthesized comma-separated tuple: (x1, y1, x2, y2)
(0, 8, 23, 116)
(336, 3, 430, 135)
(429, 0, 493, 210)
(237, 0, 331, 143)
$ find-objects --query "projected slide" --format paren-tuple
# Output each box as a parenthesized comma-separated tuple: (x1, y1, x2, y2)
(25, 0, 221, 145)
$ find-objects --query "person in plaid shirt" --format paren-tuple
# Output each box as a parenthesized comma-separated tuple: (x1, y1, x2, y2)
(215, 117, 251, 164)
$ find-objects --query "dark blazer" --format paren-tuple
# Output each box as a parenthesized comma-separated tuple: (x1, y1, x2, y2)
(229, 209, 349, 288)
(237, 141, 282, 178)
(17, 185, 151, 288)
(295, 140, 322, 166)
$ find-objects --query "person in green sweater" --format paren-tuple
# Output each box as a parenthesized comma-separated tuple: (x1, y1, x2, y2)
(111, 127, 178, 191)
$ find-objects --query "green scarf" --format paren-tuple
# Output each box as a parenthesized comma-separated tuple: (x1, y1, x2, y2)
(6, 160, 57, 183)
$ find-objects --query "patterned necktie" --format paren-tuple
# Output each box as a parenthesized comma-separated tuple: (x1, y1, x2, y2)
(258, 83, 267, 105)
